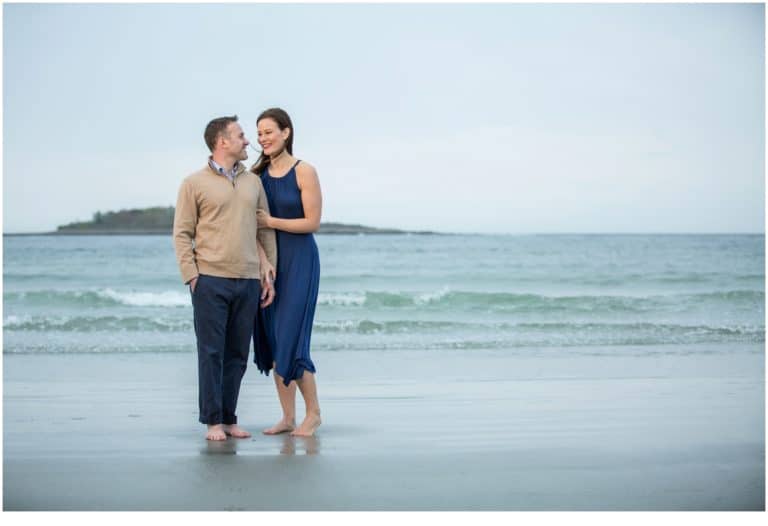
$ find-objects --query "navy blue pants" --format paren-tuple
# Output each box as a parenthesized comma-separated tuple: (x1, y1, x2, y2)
(191, 274, 261, 425)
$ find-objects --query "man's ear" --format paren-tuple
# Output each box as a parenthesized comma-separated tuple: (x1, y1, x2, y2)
(217, 134, 228, 149)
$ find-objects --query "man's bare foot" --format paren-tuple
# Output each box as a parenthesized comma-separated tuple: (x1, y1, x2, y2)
(291, 413, 321, 437)
(263, 418, 295, 435)
(206, 424, 227, 441)
(223, 424, 251, 438)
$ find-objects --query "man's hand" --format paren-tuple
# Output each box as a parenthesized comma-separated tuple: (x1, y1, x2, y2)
(260, 279, 275, 308)
(260, 259, 276, 284)
(189, 277, 198, 293)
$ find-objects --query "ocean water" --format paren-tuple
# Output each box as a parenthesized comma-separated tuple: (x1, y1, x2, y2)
(2, 234, 765, 355)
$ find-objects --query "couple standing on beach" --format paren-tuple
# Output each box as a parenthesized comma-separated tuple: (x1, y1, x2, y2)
(173, 108, 323, 441)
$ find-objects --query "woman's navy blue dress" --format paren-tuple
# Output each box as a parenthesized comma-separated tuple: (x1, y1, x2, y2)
(254, 160, 319, 386)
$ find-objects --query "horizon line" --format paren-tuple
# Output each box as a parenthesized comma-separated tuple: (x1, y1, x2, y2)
(3, 231, 765, 237)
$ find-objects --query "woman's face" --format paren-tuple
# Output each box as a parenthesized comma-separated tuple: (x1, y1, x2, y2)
(257, 118, 290, 157)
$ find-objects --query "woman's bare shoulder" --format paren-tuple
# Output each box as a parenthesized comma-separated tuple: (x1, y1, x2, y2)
(296, 160, 318, 177)
(295, 160, 319, 188)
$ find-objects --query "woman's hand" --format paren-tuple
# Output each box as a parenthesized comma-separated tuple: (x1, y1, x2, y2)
(256, 209, 273, 229)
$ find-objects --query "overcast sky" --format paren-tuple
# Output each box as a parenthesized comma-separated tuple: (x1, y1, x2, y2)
(2, 2, 764, 233)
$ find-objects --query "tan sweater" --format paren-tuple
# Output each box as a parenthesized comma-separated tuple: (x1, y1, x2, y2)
(173, 162, 277, 284)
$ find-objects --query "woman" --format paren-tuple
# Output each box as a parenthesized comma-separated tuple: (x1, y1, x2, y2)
(252, 107, 322, 437)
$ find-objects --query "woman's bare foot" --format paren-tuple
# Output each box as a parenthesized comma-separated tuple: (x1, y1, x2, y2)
(263, 418, 296, 435)
(291, 413, 321, 437)
(206, 424, 227, 441)
(223, 424, 251, 438)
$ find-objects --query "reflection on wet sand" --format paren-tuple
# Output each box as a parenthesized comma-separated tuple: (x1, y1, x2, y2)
(280, 434, 320, 455)
(201, 439, 239, 455)
(197, 434, 319, 456)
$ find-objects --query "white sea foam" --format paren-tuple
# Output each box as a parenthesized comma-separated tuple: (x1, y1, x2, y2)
(317, 292, 366, 306)
(415, 286, 452, 305)
(3, 315, 27, 327)
(314, 320, 360, 331)
(317, 288, 453, 307)
(97, 289, 190, 307)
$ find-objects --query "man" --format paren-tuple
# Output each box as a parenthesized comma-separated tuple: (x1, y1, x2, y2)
(173, 115, 277, 441)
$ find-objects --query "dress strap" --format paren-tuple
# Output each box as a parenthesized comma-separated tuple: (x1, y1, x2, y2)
(292, 159, 301, 171)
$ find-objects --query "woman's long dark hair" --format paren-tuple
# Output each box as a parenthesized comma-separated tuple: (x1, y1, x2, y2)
(251, 108, 294, 175)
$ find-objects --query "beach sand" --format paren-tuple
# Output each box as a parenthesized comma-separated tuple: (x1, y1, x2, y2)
(3, 345, 765, 511)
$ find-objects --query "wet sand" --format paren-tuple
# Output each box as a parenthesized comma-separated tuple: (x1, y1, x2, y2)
(3, 345, 765, 510)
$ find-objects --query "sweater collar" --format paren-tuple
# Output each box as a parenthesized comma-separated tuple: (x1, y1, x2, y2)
(207, 157, 245, 182)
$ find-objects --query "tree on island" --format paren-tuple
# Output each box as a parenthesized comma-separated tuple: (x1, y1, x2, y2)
(55, 206, 433, 235)
(58, 207, 176, 233)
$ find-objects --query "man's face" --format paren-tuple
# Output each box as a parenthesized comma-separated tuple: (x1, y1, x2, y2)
(221, 122, 249, 161)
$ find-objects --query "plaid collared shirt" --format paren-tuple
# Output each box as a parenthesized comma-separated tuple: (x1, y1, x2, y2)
(208, 158, 239, 184)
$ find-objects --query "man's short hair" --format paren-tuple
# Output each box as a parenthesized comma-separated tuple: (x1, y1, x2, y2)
(204, 115, 239, 152)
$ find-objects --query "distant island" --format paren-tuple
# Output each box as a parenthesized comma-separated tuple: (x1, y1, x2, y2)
(48, 207, 436, 235)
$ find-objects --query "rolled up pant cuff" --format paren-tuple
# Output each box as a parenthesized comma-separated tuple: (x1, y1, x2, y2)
(199, 413, 237, 425)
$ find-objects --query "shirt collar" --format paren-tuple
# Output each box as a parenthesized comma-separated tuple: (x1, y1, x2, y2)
(208, 157, 240, 182)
